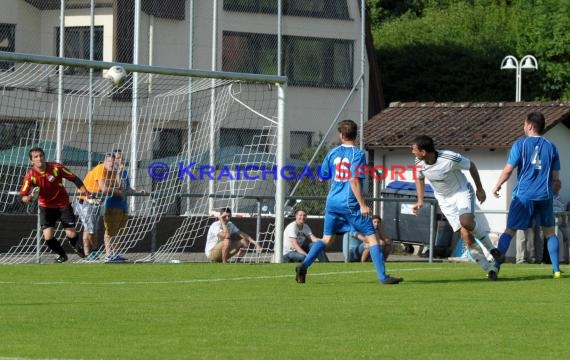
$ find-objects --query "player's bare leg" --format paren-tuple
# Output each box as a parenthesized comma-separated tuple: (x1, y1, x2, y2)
(460, 213, 504, 263)
(461, 227, 498, 280)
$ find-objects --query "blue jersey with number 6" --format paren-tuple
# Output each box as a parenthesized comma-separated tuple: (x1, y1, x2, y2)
(320, 144, 367, 214)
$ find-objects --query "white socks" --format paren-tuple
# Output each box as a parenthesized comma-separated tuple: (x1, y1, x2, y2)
(472, 221, 495, 251)
(469, 243, 496, 273)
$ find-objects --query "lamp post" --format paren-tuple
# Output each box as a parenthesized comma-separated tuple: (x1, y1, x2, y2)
(500, 55, 538, 102)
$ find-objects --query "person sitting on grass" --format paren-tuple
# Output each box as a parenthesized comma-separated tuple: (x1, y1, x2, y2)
(283, 209, 329, 263)
(205, 207, 261, 263)
(344, 215, 391, 262)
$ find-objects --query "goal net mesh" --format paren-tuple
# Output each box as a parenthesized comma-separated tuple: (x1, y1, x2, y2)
(0, 60, 281, 264)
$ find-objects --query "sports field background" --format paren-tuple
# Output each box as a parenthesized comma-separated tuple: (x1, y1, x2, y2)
(1, 262, 568, 359)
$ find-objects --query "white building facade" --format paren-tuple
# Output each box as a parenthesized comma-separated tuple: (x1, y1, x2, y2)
(366, 102, 570, 258)
(0, 0, 372, 158)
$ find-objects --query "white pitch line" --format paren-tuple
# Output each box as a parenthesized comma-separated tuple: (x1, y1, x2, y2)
(0, 266, 443, 286)
(0, 266, 552, 286)
(0, 357, 89, 360)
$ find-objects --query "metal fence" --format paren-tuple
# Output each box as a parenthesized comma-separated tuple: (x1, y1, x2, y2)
(0, 0, 375, 265)
(0, 0, 371, 212)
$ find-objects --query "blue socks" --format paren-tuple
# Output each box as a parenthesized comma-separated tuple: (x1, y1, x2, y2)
(369, 244, 387, 281)
(301, 240, 326, 268)
(497, 233, 512, 255)
(301, 241, 388, 281)
(547, 234, 560, 273)
(495, 232, 560, 273)
(495, 232, 513, 269)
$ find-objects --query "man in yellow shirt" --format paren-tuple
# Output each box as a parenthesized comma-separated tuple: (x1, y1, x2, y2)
(75, 153, 120, 259)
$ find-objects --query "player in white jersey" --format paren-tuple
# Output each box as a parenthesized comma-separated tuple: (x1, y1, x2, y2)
(411, 135, 503, 280)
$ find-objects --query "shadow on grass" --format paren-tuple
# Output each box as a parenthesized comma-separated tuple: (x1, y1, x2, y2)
(407, 273, 559, 284)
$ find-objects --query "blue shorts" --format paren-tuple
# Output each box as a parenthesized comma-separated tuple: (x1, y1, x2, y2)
(323, 210, 375, 237)
(506, 197, 555, 230)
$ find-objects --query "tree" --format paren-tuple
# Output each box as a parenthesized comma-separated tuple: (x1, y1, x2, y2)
(288, 145, 330, 216)
(370, 0, 570, 102)
(367, 0, 428, 27)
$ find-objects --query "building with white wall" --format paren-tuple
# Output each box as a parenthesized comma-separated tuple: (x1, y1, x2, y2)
(1, 0, 380, 158)
(365, 101, 570, 256)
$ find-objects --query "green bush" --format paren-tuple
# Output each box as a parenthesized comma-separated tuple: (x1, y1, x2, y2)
(371, 0, 570, 102)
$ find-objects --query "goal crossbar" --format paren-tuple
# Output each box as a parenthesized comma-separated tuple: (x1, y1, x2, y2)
(0, 51, 287, 84)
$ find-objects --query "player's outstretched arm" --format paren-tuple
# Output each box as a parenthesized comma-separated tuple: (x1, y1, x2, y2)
(349, 177, 370, 216)
(72, 177, 90, 198)
(492, 164, 514, 198)
(20, 187, 37, 204)
(412, 178, 425, 214)
(469, 161, 486, 204)
(19, 175, 40, 203)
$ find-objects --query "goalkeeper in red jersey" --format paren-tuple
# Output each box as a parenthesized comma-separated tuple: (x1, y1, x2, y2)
(19, 147, 91, 263)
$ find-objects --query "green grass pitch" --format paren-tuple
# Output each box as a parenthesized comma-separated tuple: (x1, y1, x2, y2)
(1, 262, 568, 359)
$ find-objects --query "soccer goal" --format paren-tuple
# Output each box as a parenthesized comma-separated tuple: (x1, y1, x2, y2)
(0, 51, 286, 264)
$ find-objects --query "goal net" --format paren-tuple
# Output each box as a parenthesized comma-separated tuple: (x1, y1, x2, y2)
(0, 52, 285, 264)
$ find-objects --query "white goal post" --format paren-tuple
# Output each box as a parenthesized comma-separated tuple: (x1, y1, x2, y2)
(0, 50, 287, 264)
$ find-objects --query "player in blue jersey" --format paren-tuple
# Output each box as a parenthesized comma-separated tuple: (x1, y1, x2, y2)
(492, 111, 561, 279)
(295, 119, 402, 285)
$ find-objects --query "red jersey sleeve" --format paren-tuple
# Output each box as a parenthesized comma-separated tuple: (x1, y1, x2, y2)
(55, 163, 79, 183)
(19, 170, 35, 196)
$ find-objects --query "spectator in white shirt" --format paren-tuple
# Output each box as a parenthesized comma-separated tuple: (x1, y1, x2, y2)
(205, 208, 260, 263)
(283, 209, 328, 263)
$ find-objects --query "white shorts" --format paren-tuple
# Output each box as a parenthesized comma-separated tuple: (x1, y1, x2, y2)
(435, 186, 474, 232)
(73, 199, 101, 234)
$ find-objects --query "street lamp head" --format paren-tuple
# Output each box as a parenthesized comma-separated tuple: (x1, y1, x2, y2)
(500, 55, 538, 102)
(500, 56, 517, 70)
(521, 55, 538, 70)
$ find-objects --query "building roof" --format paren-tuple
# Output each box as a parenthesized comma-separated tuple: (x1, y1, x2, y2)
(365, 101, 570, 150)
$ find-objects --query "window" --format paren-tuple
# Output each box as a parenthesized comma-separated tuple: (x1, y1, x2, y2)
(290, 131, 312, 158)
(224, 0, 350, 19)
(222, 32, 277, 76)
(142, 0, 185, 20)
(55, 26, 103, 74)
(222, 32, 353, 89)
(220, 127, 272, 153)
(151, 128, 185, 215)
(0, 120, 39, 151)
(153, 128, 185, 158)
(285, 0, 350, 19)
(0, 24, 15, 71)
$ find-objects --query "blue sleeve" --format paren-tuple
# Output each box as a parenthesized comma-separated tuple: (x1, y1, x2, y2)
(552, 146, 561, 171)
(507, 139, 521, 166)
(351, 150, 367, 179)
(320, 152, 331, 179)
